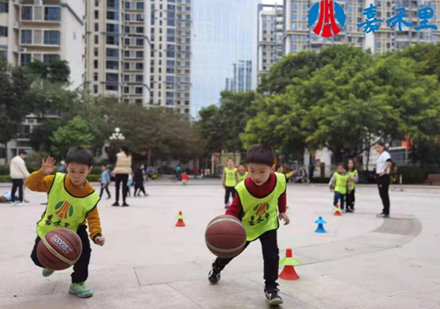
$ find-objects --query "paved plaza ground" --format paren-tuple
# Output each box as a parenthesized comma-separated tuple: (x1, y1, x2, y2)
(0, 179, 439, 308)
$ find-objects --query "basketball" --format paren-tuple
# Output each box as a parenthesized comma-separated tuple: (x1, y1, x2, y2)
(37, 228, 82, 271)
(205, 215, 247, 258)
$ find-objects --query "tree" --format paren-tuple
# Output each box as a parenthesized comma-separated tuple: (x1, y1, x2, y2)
(50, 116, 94, 158)
(27, 59, 71, 85)
(30, 119, 64, 152)
(0, 58, 34, 161)
(197, 105, 225, 154)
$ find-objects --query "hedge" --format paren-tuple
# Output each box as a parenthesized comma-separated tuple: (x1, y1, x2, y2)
(396, 166, 428, 184)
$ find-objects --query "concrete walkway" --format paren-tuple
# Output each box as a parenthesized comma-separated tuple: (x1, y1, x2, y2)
(0, 182, 438, 308)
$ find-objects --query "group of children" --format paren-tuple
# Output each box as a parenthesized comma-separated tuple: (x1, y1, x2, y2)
(329, 158, 358, 212)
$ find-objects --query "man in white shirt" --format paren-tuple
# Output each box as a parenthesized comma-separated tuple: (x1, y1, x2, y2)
(375, 142, 393, 218)
(9, 151, 30, 205)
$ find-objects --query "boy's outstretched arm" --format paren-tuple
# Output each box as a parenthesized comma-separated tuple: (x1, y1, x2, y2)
(25, 157, 56, 192)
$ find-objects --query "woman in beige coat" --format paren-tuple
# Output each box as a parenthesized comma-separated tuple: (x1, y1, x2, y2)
(112, 146, 132, 207)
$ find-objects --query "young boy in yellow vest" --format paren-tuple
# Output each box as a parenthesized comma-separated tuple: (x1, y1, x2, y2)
(346, 158, 358, 212)
(222, 158, 239, 209)
(26, 148, 105, 298)
(209, 145, 290, 305)
(329, 164, 351, 212)
(237, 164, 248, 183)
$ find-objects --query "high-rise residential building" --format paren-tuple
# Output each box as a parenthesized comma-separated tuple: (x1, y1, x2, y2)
(85, 0, 191, 114)
(0, 0, 85, 89)
(192, 0, 260, 116)
(225, 59, 252, 92)
(257, 4, 284, 81)
(0, 0, 85, 163)
(283, 0, 440, 55)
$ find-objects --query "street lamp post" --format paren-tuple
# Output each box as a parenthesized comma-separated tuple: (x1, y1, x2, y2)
(109, 128, 125, 162)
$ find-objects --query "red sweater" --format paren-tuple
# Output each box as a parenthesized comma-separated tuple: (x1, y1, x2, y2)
(226, 173, 287, 219)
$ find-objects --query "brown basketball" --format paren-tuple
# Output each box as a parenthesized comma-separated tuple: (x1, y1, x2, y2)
(37, 228, 82, 271)
(205, 215, 247, 258)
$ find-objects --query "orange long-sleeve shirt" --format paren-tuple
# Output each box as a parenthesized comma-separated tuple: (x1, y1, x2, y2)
(25, 170, 102, 241)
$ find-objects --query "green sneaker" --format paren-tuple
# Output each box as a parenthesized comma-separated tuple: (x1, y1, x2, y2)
(69, 282, 94, 298)
(42, 268, 54, 277)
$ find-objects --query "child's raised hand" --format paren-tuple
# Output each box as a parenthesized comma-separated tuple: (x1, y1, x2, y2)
(41, 157, 56, 175)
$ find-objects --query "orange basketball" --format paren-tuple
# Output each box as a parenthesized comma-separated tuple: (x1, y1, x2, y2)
(37, 229, 82, 271)
(205, 215, 247, 258)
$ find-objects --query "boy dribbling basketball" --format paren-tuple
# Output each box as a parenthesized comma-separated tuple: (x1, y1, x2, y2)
(25, 148, 105, 298)
(209, 145, 290, 305)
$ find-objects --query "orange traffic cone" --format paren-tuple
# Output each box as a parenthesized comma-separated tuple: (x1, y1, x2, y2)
(334, 205, 342, 216)
(279, 248, 300, 280)
(175, 211, 186, 227)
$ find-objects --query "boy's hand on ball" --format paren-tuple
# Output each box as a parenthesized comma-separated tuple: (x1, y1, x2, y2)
(279, 212, 290, 225)
(41, 157, 56, 175)
(95, 236, 105, 246)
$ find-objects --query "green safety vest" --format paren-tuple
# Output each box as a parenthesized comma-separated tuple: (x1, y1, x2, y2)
(348, 170, 357, 190)
(37, 173, 100, 238)
(224, 168, 237, 187)
(238, 172, 248, 183)
(334, 172, 350, 195)
(236, 172, 286, 241)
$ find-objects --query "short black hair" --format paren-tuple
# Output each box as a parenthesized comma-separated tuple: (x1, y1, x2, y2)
(275, 164, 281, 170)
(376, 141, 387, 149)
(65, 147, 94, 167)
(245, 144, 274, 167)
(19, 150, 27, 155)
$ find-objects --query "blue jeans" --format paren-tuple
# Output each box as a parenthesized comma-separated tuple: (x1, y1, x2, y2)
(334, 192, 346, 210)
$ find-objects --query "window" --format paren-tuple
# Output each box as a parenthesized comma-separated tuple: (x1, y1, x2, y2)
(184, 109, 189, 114)
(106, 48, 119, 58)
(135, 87, 143, 94)
(94, 10, 99, 19)
(136, 75, 143, 82)
(94, 85, 98, 93)
(125, 2, 131, 9)
(124, 75, 129, 82)
(125, 50, 130, 57)
(94, 73, 98, 81)
(44, 31, 60, 45)
(20, 53, 31, 66)
(136, 27, 144, 33)
(94, 35, 99, 44)
(135, 99, 142, 105)
(136, 38, 144, 46)
(136, 14, 144, 21)
(0, 50, 6, 59)
(106, 85, 118, 91)
(94, 60, 98, 69)
(125, 13, 130, 21)
(45, 7, 60, 21)
(107, 0, 119, 10)
(106, 23, 119, 33)
(43, 54, 60, 65)
(136, 51, 144, 58)
(94, 23, 99, 31)
(166, 76, 175, 83)
(137, 2, 144, 9)
(0, 26, 7, 37)
(106, 35, 119, 45)
(106, 61, 119, 69)
(22, 6, 32, 20)
(125, 38, 130, 45)
(95, 0, 99, 7)
(124, 63, 130, 69)
(106, 73, 119, 83)
(21, 30, 32, 44)
(124, 86, 129, 93)
(107, 11, 118, 20)
(125, 26, 130, 33)
(0, 2, 8, 13)
(136, 63, 143, 70)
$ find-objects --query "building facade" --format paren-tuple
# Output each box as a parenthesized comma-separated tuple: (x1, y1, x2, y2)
(257, 4, 283, 80)
(225, 59, 252, 92)
(85, 0, 191, 114)
(0, 0, 85, 164)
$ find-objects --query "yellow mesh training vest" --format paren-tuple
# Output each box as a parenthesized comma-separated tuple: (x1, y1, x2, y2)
(224, 168, 237, 187)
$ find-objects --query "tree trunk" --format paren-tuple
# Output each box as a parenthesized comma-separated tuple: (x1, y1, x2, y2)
(147, 149, 152, 167)
(366, 148, 370, 172)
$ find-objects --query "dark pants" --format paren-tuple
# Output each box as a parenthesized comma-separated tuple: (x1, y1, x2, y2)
(377, 174, 391, 215)
(333, 191, 346, 210)
(346, 189, 355, 210)
(214, 229, 279, 291)
(134, 183, 147, 196)
(115, 174, 129, 203)
(224, 186, 236, 204)
(99, 183, 111, 199)
(30, 225, 91, 283)
(11, 179, 24, 203)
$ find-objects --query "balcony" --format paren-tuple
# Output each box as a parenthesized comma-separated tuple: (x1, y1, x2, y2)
(20, 6, 61, 24)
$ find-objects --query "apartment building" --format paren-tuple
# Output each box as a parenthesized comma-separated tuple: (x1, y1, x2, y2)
(257, 4, 283, 80)
(85, 0, 191, 114)
(0, 0, 85, 164)
(225, 59, 252, 92)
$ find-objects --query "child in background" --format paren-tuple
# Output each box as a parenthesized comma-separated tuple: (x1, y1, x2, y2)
(99, 165, 111, 199)
(275, 165, 295, 181)
(237, 164, 248, 183)
(329, 164, 351, 212)
(222, 158, 239, 209)
(133, 165, 148, 197)
(26, 148, 105, 298)
(181, 172, 189, 185)
(346, 158, 358, 212)
(126, 173, 134, 197)
(209, 145, 290, 305)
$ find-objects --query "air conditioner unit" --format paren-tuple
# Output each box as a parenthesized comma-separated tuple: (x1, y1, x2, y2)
(21, 48, 28, 52)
